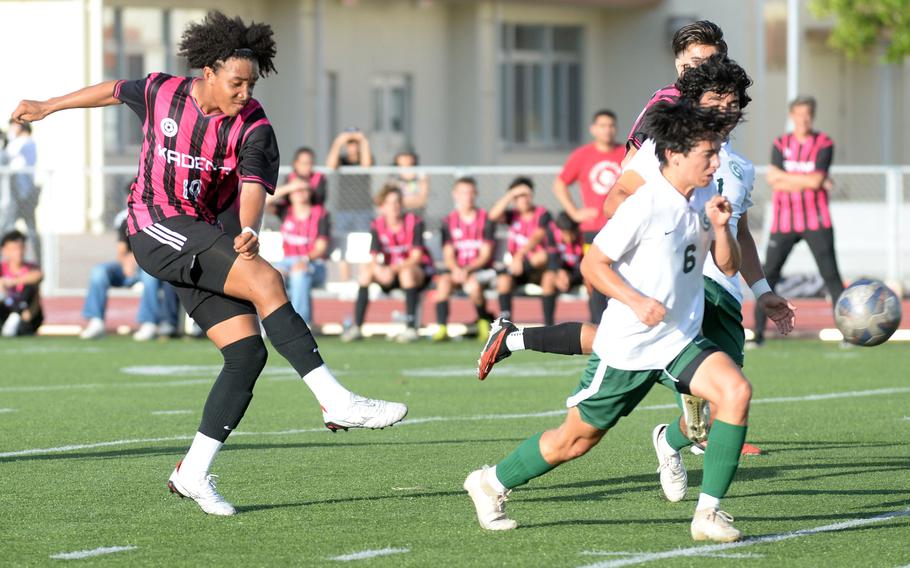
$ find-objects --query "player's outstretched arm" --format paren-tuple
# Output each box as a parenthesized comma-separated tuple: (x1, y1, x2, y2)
(706, 195, 740, 276)
(11, 80, 121, 123)
(580, 245, 665, 326)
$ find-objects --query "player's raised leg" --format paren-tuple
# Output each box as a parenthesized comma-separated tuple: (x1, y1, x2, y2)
(224, 254, 407, 431)
(477, 319, 590, 380)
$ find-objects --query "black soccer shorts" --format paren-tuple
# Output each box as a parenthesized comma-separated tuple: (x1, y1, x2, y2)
(129, 215, 257, 331)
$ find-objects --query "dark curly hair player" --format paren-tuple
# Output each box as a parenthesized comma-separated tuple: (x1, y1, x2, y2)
(11, 11, 407, 516)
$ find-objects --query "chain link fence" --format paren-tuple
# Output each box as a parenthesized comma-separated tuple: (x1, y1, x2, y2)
(1, 164, 907, 296)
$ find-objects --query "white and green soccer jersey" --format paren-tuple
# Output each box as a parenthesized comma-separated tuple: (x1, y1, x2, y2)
(626, 139, 754, 306)
(702, 141, 755, 305)
(591, 177, 717, 370)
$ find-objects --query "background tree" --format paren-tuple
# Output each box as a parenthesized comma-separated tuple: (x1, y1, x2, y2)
(810, 0, 910, 62)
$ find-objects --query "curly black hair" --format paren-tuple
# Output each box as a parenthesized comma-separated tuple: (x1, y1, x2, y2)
(178, 11, 277, 76)
(676, 53, 752, 110)
(644, 100, 741, 166)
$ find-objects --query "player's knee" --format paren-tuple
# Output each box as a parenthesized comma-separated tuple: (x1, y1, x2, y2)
(222, 334, 268, 388)
(723, 377, 752, 410)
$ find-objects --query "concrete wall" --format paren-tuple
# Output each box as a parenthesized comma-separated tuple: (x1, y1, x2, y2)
(0, 0, 90, 234)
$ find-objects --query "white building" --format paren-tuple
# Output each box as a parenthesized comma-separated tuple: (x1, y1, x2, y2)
(1, 0, 908, 235)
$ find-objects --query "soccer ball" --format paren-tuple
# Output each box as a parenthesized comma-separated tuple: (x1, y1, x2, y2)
(834, 279, 902, 346)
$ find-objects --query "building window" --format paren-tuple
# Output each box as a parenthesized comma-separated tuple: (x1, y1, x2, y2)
(500, 24, 582, 150)
(102, 6, 205, 155)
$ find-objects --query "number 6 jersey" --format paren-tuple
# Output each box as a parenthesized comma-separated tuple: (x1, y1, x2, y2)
(591, 178, 717, 370)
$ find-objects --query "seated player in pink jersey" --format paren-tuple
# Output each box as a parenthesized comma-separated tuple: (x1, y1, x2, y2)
(0, 230, 43, 337)
(432, 176, 497, 343)
(268, 178, 330, 324)
(489, 177, 558, 326)
(343, 184, 433, 343)
(270, 147, 327, 209)
(549, 212, 586, 297)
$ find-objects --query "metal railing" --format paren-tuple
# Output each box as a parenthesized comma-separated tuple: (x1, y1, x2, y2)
(1, 164, 907, 295)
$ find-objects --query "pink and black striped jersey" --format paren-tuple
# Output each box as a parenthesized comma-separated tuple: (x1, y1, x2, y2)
(370, 213, 432, 267)
(505, 207, 553, 256)
(549, 223, 585, 269)
(280, 205, 331, 258)
(626, 83, 680, 151)
(770, 131, 835, 234)
(440, 208, 496, 268)
(114, 73, 280, 235)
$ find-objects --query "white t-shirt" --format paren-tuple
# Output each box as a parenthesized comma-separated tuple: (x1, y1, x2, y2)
(702, 141, 755, 304)
(591, 176, 717, 370)
(626, 139, 753, 305)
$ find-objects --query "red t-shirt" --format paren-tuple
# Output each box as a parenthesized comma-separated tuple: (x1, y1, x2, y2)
(558, 143, 625, 233)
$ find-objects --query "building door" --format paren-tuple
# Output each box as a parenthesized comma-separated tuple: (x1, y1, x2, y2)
(371, 73, 412, 164)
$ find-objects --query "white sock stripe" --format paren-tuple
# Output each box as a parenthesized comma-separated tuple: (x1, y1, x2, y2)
(144, 225, 185, 249)
(142, 226, 182, 251)
(151, 223, 188, 243)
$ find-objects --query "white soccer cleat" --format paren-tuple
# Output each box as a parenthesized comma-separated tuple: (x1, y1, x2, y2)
(133, 322, 158, 341)
(157, 321, 177, 338)
(167, 461, 236, 516)
(652, 424, 688, 502)
(340, 324, 363, 343)
(691, 508, 742, 542)
(1, 312, 21, 337)
(395, 327, 419, 343)
(322, 393, 408, 432)
(79, 317, 106, 340)
(463, 466, 517, 531)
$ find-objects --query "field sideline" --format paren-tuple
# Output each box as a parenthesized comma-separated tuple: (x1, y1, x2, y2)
(1, 337, 908, 567)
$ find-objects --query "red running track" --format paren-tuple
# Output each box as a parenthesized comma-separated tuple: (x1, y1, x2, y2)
(39, 294, 909, 336)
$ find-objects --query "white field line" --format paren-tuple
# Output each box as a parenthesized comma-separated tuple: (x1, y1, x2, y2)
(151, 410, 194, 415)
(328, 547, 410, 562)
(2, 386, 909, 459)
(0, 374, 298, 394)
(50, 545, 137, 560)
(576, 508, 910, 568)
(581, 551, 763, 560)
(0, 408, 17, 414)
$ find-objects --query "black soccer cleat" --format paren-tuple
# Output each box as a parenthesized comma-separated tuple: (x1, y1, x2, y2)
(477, 318, 518, 380)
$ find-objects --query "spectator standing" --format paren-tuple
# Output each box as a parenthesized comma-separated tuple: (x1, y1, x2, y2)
(553, 110, 624, 323)
(0, 120, 40, 264)
(753, 96, 844, 345)
(0, 230, 43, 336)
(327, 129, 374, 281)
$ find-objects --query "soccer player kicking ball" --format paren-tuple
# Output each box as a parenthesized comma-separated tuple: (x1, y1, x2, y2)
(465, 101, 750, 542)
(11, 11, 407, 516)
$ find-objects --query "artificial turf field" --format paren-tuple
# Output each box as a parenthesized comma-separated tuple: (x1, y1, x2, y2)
(0, 336, 908, 567)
